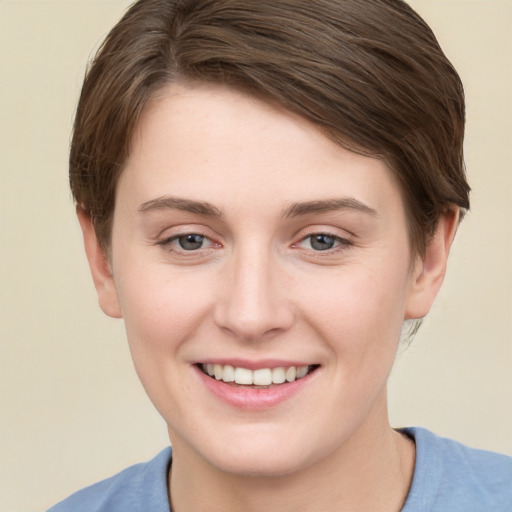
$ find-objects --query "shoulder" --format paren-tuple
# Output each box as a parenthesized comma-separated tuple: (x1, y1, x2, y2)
(401, 427, 512, 512)
(47, 447, 172, 512)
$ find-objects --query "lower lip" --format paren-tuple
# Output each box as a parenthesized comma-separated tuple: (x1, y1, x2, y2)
(195, 366, 316, 410)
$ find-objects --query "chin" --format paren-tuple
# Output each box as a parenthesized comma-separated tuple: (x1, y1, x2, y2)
(208, 449, 310, 478)
(188, 425, 322, 478)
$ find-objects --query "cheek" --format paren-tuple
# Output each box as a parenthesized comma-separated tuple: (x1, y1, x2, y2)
(112, 263, 216, 418)
(301, 263, 409, 338)
(295, 259, 411, 398)
(114, 261, 214, 358)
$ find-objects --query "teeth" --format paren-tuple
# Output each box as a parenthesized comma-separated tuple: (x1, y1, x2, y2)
(202, 364, 312, 385)
(234, 367, 253, 385)
(253, 368, 272, 386)
(272, 367, 286, 384)
(222, 364, 235, 382)
(296, 366, 308, 379)
(285, 366, 296, 382)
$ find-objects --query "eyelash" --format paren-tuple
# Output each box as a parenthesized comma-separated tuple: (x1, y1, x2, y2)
(157, 232, 216, 255)
(294, 232, 352, 254)
(156, 231, 351, 257)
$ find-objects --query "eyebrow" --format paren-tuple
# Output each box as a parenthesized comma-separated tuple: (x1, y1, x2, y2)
(282, 198, 377, 218)
(137, 195, 377, 219)
(138, 196, 223, 217)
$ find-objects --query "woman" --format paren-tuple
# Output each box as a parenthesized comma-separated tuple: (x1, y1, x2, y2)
(49, 0, 511, 510)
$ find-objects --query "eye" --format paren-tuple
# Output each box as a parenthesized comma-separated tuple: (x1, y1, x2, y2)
(308, 234, 338, 251)
(158, 232, 215, 253)
(296, 232, 350, 252)
(175, 233, 206, 251)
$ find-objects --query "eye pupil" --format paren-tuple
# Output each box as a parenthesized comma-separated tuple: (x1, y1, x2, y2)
(178, 234, 204, 250)
(310, 234, 335, 251)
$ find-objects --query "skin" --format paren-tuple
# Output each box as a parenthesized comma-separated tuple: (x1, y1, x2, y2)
(79, 82, 459, 512)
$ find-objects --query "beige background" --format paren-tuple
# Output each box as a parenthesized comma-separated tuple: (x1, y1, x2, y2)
(0, 1, 510, 510)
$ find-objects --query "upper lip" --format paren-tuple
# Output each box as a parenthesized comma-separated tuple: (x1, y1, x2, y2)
(196, 359, 318, 370)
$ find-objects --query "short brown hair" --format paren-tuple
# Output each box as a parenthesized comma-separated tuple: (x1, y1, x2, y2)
(71, 0, 470, 255)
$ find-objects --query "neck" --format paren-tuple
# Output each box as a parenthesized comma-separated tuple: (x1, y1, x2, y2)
(168, 399, 415, 512)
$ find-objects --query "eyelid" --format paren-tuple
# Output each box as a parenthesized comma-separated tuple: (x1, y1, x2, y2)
(155, 227, 222, 256)
(153, 225, 353, 257)
(292, 228, 353, 254)
(167, 233, 211, 249)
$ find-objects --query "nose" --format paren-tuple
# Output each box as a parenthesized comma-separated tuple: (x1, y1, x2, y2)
(213, 244, 295, 341)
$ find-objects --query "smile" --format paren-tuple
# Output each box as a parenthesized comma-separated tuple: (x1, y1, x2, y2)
(199, 363, 318, 387)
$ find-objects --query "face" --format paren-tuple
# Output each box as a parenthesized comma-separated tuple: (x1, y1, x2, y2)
(89, 83, 443, 477)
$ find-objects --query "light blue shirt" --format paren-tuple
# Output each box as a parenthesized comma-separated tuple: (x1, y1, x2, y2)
(400, 428, 512, 511)
(48, 427, 512, 511)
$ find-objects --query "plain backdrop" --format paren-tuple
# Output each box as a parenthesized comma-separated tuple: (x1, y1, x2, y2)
(0, 1, 511, 510)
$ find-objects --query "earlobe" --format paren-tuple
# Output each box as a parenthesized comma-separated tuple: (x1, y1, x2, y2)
(76, 208, 122, 319)
(405, 208, 460, 320)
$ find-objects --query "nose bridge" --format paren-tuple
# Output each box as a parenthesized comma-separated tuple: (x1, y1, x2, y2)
(214, 239, 293, 340)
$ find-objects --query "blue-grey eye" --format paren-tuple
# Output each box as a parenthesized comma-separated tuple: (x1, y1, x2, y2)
(177, 234, 205, 250)
(309, 234, 337, 251)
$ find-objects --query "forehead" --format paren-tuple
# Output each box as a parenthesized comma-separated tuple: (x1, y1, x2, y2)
(119, 82, 405, 221)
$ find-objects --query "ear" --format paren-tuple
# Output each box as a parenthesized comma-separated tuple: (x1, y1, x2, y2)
(77, 208, 122, 319)
(405, 207, 460, 320)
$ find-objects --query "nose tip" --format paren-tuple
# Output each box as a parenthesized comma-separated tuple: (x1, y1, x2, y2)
(216, 313, 284, 342)
(213, 257, 295, 341)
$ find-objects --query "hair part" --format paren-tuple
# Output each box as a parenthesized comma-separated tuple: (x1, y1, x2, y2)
(71, 0, 470, 256)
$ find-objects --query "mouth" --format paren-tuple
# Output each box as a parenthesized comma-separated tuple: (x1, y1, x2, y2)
(197, 363, 320, 388)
